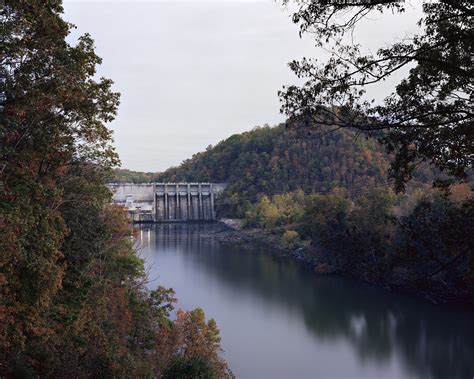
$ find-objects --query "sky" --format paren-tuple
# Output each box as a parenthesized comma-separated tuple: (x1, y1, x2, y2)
(63, 0, 422, 172)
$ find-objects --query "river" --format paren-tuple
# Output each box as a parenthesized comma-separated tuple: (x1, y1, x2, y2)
(136, 224, 474, 379)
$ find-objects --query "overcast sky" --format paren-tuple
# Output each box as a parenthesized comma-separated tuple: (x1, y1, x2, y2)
(63, 0, 422, 172)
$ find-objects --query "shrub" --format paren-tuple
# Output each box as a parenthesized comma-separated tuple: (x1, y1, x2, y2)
(282, 230, 301, 250)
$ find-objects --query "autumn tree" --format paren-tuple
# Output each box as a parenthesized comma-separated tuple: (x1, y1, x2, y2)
(155, 308, 234, 378)
(158, 123, 394, 217)
(279, 0, 473, 191)
(1, 0, 119, 372)
(0, 1, 230, 376)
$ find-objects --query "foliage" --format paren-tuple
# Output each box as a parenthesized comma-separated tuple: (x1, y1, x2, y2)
(279, 0, 473, 191)
(0, 1, 229, 376)
(108, 168, 160, 183)
(394, 194, 474, 302)
(304, 188, 474, 302)
(244, 190, 307, 229)
(304, 189, 396, 272)
(240, 183, 473, 302)
(155, 308, 234, 379)
(157, 123, 395, 215)
(156, 116, 473, 302)
(1, 0, 118, 373)
(162, 357, 215, 379)
(282, 230, 301, 250)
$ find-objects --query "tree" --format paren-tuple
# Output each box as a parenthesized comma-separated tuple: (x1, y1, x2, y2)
(394, 194, 474, 302)
(282, 230, 301, 250)
(1, 1, 120, 373)
(0, 2, 232, 376)
(157, 122, 394, 218)
(256, 195, 280, 228)
(155, 308, 234, 379)
(162, 357, 215, 379)
(279, 0, 473, 191)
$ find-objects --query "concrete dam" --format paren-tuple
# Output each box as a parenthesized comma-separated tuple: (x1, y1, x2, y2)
(107, 183, 227, 222)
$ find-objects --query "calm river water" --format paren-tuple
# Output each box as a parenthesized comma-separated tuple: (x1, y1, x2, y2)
(137, 224, 474, 379)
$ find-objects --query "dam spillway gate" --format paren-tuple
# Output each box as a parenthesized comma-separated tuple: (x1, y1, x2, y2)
(107, 183, 227, 223)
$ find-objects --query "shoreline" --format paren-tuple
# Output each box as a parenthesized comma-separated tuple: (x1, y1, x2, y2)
(203, 220, 474, 308)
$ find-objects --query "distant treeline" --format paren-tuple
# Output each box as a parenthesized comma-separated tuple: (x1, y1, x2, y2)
(108, 168, 160, 183)
(158, 124, 389, 191)
(156, 124, 439, 216)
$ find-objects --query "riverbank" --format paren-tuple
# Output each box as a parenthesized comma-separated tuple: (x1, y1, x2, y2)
(140, 222, 474, 378)
(201, 219, 333, 271)
(205, 220, 473, 306)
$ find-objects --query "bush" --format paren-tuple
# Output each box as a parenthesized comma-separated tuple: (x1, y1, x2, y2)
(282, 230, 301, 250)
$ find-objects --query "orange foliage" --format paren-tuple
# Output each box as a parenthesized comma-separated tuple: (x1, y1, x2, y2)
(155, 308, 234, 378)
(449, 183, 473, 203)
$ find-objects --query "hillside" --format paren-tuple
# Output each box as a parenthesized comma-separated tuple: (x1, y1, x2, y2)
(108, 168, 160, 183)
(156, 124, 390, 207)
(154, 124, 474, 304)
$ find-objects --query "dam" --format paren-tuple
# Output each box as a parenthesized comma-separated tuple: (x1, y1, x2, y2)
(107, 182, 227, 222)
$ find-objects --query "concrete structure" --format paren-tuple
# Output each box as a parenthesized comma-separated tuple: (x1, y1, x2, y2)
(107, 183, 227, 223)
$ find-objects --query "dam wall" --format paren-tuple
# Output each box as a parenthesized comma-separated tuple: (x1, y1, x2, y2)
(107, 182, 227, 222)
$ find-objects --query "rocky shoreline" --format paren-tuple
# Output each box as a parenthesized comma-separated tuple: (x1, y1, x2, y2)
(201, 220, 473, 307)
(200, 219, 329, 270)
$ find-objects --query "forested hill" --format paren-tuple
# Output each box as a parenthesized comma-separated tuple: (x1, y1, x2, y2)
(157, 124, 391, 198)
(157, 124, 474, 304)
(108, 168, 160, 183)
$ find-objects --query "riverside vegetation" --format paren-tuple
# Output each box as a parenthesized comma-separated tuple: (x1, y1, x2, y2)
(156, 124, 474, 304)
(1, 0, 472, 376)
(0, 1, 232, 377)
(155, 0, 474, 305)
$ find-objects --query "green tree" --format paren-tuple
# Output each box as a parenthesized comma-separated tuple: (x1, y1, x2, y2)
(162, 357, 215, 379)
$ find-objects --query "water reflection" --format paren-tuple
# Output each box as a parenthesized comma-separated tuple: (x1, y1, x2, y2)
(139, 224, 474, 379)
